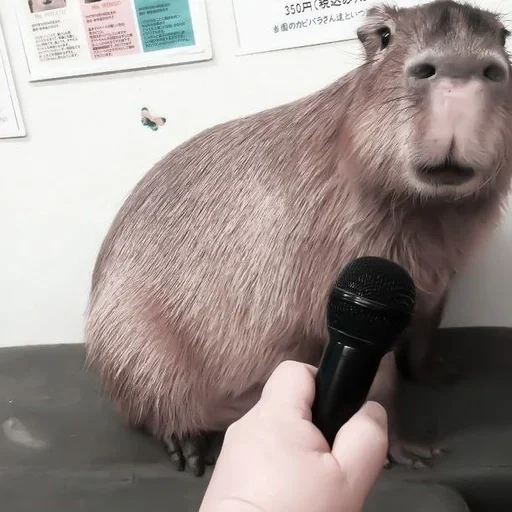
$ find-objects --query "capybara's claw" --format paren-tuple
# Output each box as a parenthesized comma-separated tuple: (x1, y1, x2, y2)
(385, 437, 447, 470)
(164, 431, 223, 477)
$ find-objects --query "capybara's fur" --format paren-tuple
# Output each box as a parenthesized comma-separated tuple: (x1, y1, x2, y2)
(85, 0, 512, 468)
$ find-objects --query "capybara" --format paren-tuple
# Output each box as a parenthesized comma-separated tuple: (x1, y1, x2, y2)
(85, 0, 512, 475)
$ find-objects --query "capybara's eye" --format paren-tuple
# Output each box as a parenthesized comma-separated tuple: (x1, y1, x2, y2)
(378, 27, 391, 50)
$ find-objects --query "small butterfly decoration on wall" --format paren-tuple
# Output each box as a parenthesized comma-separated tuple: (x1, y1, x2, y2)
(141, 107, 166, 131)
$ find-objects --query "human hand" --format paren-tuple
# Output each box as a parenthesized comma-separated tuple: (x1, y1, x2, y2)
(199, 360, 388, 512)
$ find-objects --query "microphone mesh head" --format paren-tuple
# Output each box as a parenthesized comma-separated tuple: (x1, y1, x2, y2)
(327, 256, 416, 350)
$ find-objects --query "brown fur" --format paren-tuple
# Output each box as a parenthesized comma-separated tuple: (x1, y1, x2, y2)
(84, 0, 512, 463)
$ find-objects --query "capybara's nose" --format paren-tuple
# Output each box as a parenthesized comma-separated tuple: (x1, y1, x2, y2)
(405, 53, 509, 84)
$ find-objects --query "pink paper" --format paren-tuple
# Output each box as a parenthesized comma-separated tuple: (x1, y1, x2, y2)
(80, 0, 140, 60)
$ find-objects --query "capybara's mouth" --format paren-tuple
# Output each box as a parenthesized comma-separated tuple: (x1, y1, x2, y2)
(415, 161, 475, 186)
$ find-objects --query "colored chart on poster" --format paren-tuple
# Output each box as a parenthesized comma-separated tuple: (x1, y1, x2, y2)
(14, 0, 212, 81)
(134, 0, 195, 52)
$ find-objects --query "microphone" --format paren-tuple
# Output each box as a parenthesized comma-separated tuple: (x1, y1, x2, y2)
(311, 256, 416, 447)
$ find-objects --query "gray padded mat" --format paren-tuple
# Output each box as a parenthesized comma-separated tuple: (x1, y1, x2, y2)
(0, 327, 511, 511)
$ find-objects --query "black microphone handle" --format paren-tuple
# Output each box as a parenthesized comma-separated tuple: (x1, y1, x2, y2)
(311, 329, 384, 448)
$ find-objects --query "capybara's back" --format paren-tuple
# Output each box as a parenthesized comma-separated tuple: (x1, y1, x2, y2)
(86, 0, 512, 476)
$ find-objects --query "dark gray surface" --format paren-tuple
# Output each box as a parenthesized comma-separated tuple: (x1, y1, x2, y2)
(0, 327, 511, 511)
(365, 483, 470, 511)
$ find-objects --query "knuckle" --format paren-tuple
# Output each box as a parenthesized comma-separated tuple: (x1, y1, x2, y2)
(277, 359, 301, 371)
(274, 359, 310, 378)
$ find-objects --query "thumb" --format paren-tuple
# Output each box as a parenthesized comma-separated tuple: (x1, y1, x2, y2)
(331, 401, 388, 506)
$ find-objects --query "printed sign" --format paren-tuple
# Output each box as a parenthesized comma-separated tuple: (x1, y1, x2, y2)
(231, 0, 430, 55)
(0, 19, 26, 138)
(15, 0, 212, 81)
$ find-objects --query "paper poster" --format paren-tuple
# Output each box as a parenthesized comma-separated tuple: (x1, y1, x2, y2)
(0, 18, 26, 138)
(15, 0, 212, 81)
(231, 0, 429, 55)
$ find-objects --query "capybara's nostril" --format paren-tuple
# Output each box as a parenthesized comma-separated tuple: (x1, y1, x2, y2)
(407, 62, 437, 80)
(483, 61, 507, 82)
(407, 54, 508, 84)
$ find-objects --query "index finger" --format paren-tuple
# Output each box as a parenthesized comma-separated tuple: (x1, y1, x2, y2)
(259, 360, 318, 420)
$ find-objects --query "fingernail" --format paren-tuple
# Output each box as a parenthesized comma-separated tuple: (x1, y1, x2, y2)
(361, 401, 388, 429)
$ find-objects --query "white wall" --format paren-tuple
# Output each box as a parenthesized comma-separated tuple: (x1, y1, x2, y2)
(0, 0, 511, 348)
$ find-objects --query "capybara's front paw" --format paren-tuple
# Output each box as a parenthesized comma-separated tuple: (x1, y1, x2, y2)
(385, 435, 447, 469)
